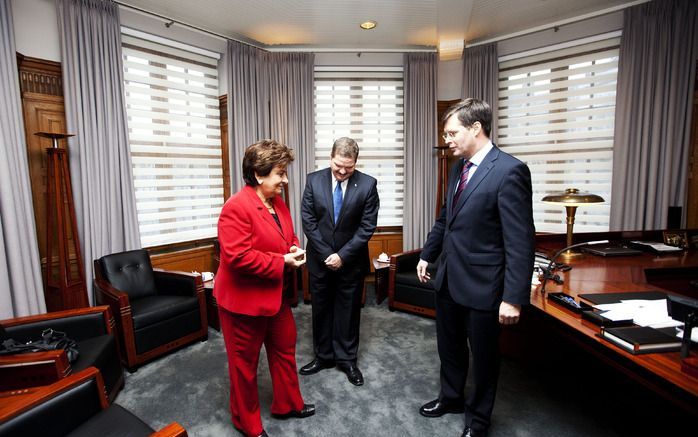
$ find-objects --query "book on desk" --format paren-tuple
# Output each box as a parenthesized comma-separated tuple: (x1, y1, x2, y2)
(600, 326, 682, 354)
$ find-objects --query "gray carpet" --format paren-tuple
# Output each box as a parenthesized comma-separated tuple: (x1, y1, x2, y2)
(115, 287, 689, 437)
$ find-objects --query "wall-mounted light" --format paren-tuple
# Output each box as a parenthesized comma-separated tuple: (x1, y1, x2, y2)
(360, 20, 377, 30)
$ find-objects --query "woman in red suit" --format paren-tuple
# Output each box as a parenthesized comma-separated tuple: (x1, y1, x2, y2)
(215, 140, 313, 437)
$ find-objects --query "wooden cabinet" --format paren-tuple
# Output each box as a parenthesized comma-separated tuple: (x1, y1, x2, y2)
(18, 56, 67, 279)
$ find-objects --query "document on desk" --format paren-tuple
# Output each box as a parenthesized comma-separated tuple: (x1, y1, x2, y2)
(594, 299, 682, 328)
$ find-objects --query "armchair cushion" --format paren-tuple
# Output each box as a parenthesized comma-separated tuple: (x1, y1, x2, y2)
(133, 309, 202, 355)
(72, 335, 121, 398)
(130, 295, 200, 330)
(97, 249, 157, 300)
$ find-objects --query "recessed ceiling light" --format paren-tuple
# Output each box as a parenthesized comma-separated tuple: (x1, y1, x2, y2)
(360, 20, 377, 30)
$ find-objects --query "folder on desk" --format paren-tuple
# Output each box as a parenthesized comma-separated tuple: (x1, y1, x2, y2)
(599, 326, 681, 354)
(578, 291, 667, 305)
(581, 245, 642, 257)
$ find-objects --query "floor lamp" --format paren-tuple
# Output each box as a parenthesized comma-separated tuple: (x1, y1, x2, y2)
(542, 188, 605, 261)
(35, 131, 88, 311)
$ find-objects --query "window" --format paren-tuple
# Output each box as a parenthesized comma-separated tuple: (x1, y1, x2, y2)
(498, 37, 619, 233)
(122, 32, 223, 247)
(314, 68, 404, 227)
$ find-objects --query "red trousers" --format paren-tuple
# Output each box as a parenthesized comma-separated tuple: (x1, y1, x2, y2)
(219, 302, 304, 436)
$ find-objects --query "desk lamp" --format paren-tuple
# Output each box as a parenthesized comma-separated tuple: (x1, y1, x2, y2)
(542, 188, 604, 261)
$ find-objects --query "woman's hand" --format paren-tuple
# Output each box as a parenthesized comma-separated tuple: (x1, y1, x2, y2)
(284, 247, 306, 268)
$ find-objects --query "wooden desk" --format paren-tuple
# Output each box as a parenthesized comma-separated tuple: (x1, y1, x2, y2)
(531, 231, 698, 415)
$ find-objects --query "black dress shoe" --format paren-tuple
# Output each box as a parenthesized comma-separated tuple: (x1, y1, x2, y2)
(337, 363, 364, 386)
(419, 398, 465, 417)
(272, 403, 316, 420)
(299, 358, 335, 375)
(461, 427, 487, 437)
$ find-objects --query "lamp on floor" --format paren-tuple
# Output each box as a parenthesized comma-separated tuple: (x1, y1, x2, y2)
(542, 188, 604, 261)
(35, 131, 88, 311)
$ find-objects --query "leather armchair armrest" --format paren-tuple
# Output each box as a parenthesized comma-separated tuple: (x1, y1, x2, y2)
(153, 269, 201, 297)
(0, 350, 70, 391)
(391, 249, 423, 272)
(94, 278, 134, 366)
(151, 422, 188, 437)
(0, 367, 106, 432)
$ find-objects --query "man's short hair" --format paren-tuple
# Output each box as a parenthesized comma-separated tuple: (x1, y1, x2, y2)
(442, 98, 492, 137)
(331, 137, 359, 161)
(242, 139, 295, 186)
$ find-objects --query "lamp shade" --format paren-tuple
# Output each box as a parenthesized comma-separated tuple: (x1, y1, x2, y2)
(541, 188, 604, 207)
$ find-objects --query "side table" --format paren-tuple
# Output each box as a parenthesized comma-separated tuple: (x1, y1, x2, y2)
(203, 280, 219, 331)
(373, 258, 390, 305)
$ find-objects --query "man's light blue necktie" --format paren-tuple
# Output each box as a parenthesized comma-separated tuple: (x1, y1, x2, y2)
(333, 182, 343, 224)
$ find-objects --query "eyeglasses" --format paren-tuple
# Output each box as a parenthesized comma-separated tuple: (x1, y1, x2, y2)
(441, 131, 458, 141)
(442, 123, 478, 141)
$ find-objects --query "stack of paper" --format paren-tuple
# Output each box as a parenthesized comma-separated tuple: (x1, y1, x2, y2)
(593, 299, 682, 329)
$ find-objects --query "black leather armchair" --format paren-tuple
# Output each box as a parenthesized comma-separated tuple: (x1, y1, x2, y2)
(0, 306, 124, 403)
(93, 249, 207, 370)
(388, 249, 439, 318)
(0, 367, 187, 437)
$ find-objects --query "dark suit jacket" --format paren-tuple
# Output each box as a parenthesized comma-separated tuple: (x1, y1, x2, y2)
(301, 168, 379, 275)
(421, 145, 535, 311)
(214, 186, 299, 316)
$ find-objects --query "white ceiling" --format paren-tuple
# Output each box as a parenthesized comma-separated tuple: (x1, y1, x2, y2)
(116, 0, 639, 51)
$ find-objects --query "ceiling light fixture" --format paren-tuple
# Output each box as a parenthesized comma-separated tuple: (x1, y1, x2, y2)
(360, 20, 377, 30)
(438, 39, 464, 61)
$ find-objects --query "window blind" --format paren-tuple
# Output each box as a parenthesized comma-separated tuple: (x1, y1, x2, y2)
(314, 68, 404, 227)
(498, 38, 620, 233)
(122, 34, 223, 247)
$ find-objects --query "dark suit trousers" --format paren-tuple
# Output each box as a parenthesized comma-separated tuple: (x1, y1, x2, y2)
(309, 264, 364, 363)
(436, 285, 501, 432)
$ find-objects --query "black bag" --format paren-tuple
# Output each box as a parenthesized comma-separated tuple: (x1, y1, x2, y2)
(0, 328, 79, 363)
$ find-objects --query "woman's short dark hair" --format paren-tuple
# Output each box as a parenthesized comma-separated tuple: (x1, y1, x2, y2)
(242, 139, 295, 186)
(442, 98, 492, 137)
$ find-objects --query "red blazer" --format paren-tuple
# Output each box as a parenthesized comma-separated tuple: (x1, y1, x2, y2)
(214, 185, 299, 316)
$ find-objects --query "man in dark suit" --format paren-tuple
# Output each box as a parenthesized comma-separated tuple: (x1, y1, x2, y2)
(300, 137, 379, 386)
(417, 99, 535, 437)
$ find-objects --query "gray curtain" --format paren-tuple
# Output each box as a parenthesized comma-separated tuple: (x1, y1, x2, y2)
(0, 0, 46, 318)
(227, 40, 271, 194)
(56, 0, 140, 304)
(610, 0, 697, 230)
(403, 52, 438, 251)
(462, 43, 499, 141)
(227, 42, 315, 243)
(268, 52, 315, 245)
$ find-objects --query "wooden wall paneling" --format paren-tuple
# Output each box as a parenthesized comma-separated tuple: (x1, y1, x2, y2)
(17, 55, 75, 309)
(22, 93, 67, 271)
(150, 245, 216, 274)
